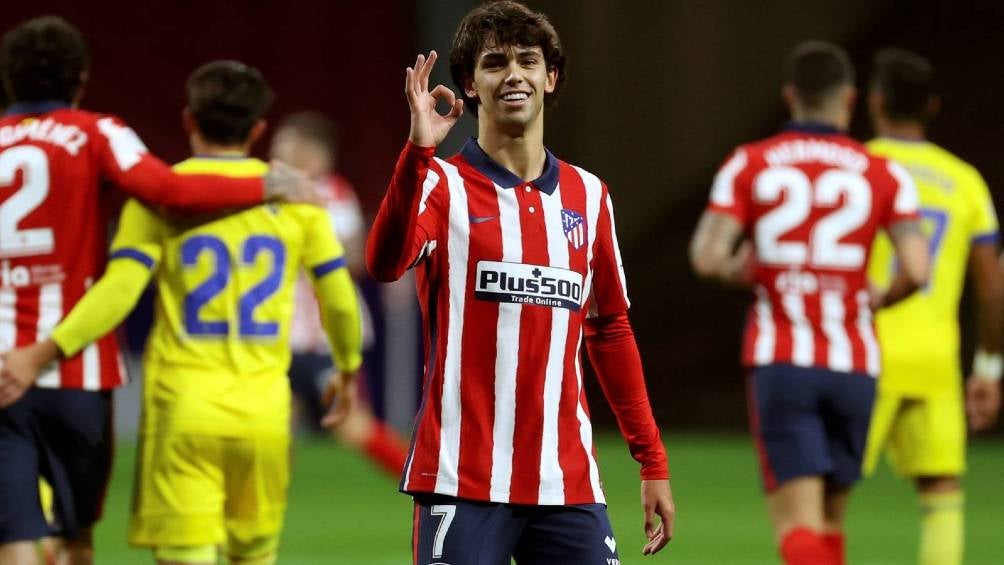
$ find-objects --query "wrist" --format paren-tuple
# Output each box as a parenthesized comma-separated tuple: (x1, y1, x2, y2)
(973, 349, 1002, 382)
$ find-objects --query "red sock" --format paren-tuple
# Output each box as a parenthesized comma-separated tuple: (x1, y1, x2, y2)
(823, 532, 844, 565)
(363, 421, 409, 477)
(780, 527, 834, 565)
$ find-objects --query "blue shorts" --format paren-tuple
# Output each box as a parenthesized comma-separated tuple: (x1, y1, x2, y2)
(748, 364, 875, 492)
(0, 387, 113, 543)
(413, 494, 620, 565)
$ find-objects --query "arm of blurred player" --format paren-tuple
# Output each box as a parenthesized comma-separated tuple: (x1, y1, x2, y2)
(366, 51, 462, 282)
(873, 220, 929, 309)
(0, 201, 159, 407)
(94, 116, 315, 211)
(690, 211, 753, 286)
(965, 244, 1003, 430)
(299, 207, 363, 428)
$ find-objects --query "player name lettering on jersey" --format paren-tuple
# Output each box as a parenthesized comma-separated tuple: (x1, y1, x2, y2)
(475, 260, 583, 311)
(0, 118, 88, 155)
(765, 139, 868, 172)
(0, 260, 65, 288)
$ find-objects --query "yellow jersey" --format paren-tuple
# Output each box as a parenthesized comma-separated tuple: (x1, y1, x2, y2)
(867, 138, 999, 394)
(108, 157, 360, 435)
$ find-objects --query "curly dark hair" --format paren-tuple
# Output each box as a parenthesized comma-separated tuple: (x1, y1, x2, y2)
(186, 60, 274, 145)
(0, 16, 89, 104)
(449, 1, 567, 115)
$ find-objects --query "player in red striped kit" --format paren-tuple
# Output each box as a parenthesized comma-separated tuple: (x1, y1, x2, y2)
(367, 2, 673, 562)
(0, 17, 310, 565)
(690, 42, 930, 565)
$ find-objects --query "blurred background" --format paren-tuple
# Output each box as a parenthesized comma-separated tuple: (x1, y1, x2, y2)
(4, 1, 1003, 563)
(7, 0, 1003, 431)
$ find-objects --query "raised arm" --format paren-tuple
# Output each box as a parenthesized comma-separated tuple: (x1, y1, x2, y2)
(366, 51, 462, 282)
(94, 116, 314, 211)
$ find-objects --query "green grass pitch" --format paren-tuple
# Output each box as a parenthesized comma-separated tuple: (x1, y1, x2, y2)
(93, 434, 1004, 564)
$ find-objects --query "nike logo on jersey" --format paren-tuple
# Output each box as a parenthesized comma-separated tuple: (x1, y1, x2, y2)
(469, 214, 498, 224)
(475, 261, 583, 311)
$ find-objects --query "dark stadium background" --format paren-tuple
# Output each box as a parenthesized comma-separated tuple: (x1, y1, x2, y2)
(5, 0, 1004, 434)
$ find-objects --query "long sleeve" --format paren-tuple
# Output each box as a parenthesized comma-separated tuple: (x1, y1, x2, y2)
(52, 199, 162, 355)
(365, 142, 442, 282)
(313, 266, 363, 373)
(50, 257, 153, 356)
(94, 115, 265, 212)
(584, 311, 669, 480)
(299, 205, 363, 372)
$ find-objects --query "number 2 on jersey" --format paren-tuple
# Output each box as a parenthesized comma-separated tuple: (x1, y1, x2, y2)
(0, 146, 54, 258)
(755, 167, 871, 269)
(181, 234, 286, 338)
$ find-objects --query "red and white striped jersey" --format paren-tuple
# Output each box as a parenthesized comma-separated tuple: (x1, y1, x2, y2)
(0, 102, 265, 390)
(707, 123, 920, 376)
(373, 139, 637, 505)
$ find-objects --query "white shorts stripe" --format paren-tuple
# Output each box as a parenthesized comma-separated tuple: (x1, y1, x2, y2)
(752, 287, 776, 365)
(821, 291, 852, 372)
(489, 183, 523, 502)
(436, 160, 469, 496)
(856, 291, 881, 376)
(781, 291, 814, 366)
(35, 283, 62, 388)
(538, 184, 569, 504)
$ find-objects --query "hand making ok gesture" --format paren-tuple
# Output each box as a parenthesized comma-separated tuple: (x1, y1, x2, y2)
(405, 50, 464, 147)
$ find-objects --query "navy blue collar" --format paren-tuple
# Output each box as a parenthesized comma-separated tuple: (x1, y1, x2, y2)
(5, 100, 71, 117)
(784, 121, 843, 135)
(460, 137, 560, 195)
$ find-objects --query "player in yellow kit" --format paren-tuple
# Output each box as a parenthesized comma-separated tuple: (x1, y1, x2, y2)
(0, 61, 362, 565)
(864, 49, 1003, 565)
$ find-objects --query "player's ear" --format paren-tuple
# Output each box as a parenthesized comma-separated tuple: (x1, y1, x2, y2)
(545, 66, 558, 94)
(926, 95, 942, 122)
(181, 108, 196, 136)
(248, 120, 267, 147)
(844, 85, 858, 114)
(781, 84, 798, 111)
(71, 70, 88, 108)
(463, 75, 478, 101)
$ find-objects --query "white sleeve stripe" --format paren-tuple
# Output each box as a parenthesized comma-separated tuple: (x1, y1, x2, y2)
(418, 161, 444, 216)
(710, 149, 748, 207)
(887, 161, 920, 215)
(605, 193, 630, 308)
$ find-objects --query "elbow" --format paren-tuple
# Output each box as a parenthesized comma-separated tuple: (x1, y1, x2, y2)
(690, 247, 723, 280)
(365, 258, 404, 283)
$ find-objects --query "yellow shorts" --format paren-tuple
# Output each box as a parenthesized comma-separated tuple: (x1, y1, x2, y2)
(129, 432, 290, 560)
(863, 386, 966, 478)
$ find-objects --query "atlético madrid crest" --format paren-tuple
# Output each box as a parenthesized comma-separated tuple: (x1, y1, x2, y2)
(561, 209, 586, 250)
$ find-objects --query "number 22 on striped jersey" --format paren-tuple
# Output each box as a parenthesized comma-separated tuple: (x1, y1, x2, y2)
(754, 167, 871, 269)
(0, 146, 54, 258)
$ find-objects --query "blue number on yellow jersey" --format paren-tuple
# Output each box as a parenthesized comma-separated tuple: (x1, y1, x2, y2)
(866, 139, 999, 394)
(112, 157, 348, 435)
